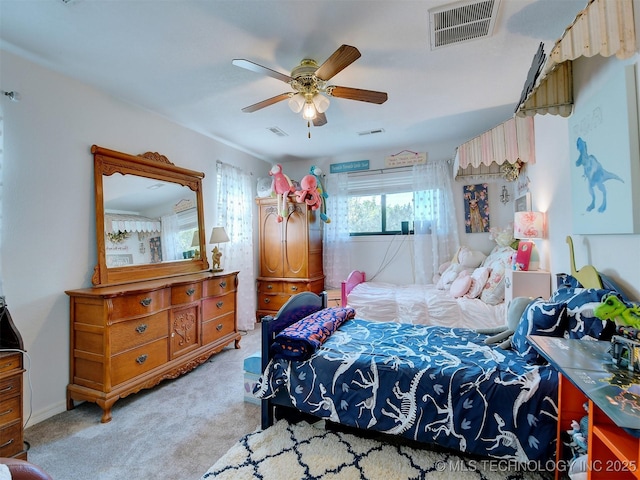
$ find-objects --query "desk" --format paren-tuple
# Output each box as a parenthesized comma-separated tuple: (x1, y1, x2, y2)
(529, 335, 640, 479)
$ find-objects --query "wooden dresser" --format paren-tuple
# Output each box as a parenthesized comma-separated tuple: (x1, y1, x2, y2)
(66, 271, 240, 422)
(256, 196, 324, 320)
(0, 351, 26, 459)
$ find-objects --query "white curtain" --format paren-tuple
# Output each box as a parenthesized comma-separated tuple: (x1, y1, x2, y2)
(322, 173, 350, 289)
(0, 109, 4, 298)
(160, 214, 180, 261)
(412, 161, 460, 284)
(216, 161, 255, 331)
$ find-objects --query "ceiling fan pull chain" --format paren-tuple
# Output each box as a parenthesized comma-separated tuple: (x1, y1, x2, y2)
(308, 121, 311, 139)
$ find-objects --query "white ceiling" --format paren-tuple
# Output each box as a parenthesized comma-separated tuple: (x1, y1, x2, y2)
(0, 0, 587, 163)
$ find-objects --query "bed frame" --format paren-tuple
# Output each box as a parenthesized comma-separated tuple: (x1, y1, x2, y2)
(340, 270, 365, 306)
(260, 291, 327, 429)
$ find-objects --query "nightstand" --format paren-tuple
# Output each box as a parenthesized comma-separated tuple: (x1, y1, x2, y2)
(504, 269, 551, 303)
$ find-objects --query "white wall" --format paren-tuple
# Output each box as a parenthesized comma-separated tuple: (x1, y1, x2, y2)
(1, 50, 270, 425)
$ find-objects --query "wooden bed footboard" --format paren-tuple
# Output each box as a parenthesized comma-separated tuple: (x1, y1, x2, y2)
(340, 270, 365, 307)
(260, 291, 327, 429)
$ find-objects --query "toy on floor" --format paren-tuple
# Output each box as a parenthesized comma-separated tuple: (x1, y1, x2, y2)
(566, 402, 589, 457)
(269, 164, 295, 222)
(295, 174, 322, 211)
(309, 165, 330, 223)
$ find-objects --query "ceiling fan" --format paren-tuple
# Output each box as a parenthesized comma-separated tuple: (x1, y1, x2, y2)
(232, 44, 388, 128)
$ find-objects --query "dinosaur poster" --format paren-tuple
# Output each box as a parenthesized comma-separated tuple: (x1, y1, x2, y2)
(568, 64, 640, 234)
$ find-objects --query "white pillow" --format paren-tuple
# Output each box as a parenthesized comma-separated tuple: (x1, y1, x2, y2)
(450, 270, 472, 298)
(456, 246, 487, 268)
(436, 263, 466, 290)
(466, 267, 491, 298)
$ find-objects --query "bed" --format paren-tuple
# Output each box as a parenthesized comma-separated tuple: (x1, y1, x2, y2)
(255, 249, 635, 464)
(340, 245, 516, 328)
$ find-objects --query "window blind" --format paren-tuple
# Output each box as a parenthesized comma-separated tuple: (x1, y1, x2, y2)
(347, 167, 414, 195)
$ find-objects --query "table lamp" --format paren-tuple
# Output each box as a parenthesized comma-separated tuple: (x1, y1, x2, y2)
(190, 230, 200, 259)
(209, 226, 230, 272)
(513, 211, 545, 270)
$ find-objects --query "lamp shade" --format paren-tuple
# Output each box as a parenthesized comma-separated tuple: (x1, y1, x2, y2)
(209, 226, 230, 244)
(191, 230, 200, 247)
(288, 93, 305, 113)
(514, 211, 545, 239)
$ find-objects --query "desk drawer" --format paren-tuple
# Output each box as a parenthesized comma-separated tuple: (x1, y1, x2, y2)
(202, 293, 235, 321)
(0, 396, 21, 428)
(0, 354, 21, 375)
(111, 311, 169, 355)
(110, 289, 170, 318)
(202, 312, 235, 345)
(171, 283, 202, 305)
(0, 376, 21, 402)
(0, 421, 22, 457)
(112, 338, 168, 386)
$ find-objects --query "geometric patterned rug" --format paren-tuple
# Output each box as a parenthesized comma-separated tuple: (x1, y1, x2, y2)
(201, 419, 552, 480)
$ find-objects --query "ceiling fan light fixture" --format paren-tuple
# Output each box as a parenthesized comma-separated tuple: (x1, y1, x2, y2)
(288, 93, 305, 113)
(312, 94, 330, 114)
(302, 101, 317, 120)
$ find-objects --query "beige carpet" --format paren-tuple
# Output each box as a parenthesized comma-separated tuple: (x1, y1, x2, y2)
(203, 419, 553, 480)
(24, 328, 261, 480)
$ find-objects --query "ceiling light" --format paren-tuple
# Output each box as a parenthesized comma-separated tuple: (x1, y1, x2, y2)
(288, 93, 304, 113)
(302, 101, 317, 120)
(312, 94, 330, 114)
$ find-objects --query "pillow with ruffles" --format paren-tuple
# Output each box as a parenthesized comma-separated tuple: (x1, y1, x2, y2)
(450, 270, 472, 298)
(551, 287, 618, 341)
(436, 263, 470, 290)
(511, 298, 567, 363)
(466, 266, 491, 299)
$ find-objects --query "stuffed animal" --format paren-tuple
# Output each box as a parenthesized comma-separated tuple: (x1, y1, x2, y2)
(594, 293, 640, 330)
(269, 164, 295, 222)
(295, 174, 322, 211)
(481, 296, 533, 349)
(566, 403, 589, 457)
(309, 166, 330, 223)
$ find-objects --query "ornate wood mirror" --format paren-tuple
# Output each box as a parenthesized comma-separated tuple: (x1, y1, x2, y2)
(92, 145, 209, 286)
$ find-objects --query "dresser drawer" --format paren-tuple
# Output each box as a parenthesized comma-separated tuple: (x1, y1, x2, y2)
(257, 292, 290, 312)
(111, 338, 168, 386)
(0, 376, 21, 402)
(0, 396, 21, 428)
(111, 311, 169, 355)
(0, 421, 22, 457)
(203, 275, 236, 297)
(257, 281, 283, 293)
(110, 289, 170, 318)
(202, 292, 236, 321)
(0, 354, 21, 375)
(171, 283, 202, 305)
(202, 312, 235, 345)
(281, 282, 311, 294)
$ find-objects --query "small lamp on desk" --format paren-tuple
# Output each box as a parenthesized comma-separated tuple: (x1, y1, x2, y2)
(209, 226, 230, 272)
(190, 230, 200, 259)
(513, 211, 545, 271)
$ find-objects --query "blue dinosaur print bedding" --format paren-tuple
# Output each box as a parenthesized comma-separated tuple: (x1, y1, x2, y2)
(255, 319, 559, 463)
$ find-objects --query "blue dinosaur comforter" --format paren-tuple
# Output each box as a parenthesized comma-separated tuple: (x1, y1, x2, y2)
(255, 319, 558, 463)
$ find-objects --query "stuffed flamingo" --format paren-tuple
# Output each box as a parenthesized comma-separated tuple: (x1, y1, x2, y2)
(269, 164, 294, 222)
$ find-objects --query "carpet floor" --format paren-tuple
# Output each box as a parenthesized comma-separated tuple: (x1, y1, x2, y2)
(202, 419, 553, 480)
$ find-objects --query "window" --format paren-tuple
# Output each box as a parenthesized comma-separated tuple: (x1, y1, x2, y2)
(176, 208, 198, 253)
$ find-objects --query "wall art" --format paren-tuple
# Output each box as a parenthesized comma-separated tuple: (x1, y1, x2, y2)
(463, 183, 490, 233)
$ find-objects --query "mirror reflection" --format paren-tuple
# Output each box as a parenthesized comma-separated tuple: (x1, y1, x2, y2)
(103, 174, 200, 267)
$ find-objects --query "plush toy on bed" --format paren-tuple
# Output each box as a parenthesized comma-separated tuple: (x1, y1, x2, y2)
(269, 163, 295, 222)
(480, 296, 533, 349)
(594, 293, 640, 330)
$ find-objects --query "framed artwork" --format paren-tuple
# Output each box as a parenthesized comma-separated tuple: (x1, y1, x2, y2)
(149, 237, 163, 263)
(463, 183, 490, 233)
(514, 192, 531, 213)
(569, 64, 640, 234)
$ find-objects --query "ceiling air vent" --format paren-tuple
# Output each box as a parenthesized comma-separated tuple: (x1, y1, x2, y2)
(267, 126, 288, 137)
(429, 0, 501, 49)
(357, 128, 385, 136)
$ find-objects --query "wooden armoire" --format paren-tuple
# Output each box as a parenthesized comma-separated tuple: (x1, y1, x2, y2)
(256, 196, 324, 320)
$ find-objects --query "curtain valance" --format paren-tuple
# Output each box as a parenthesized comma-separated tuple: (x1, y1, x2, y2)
(105, 213, 161, 234)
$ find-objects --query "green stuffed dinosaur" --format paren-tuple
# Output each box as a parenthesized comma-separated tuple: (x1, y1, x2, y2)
(594, 294, 640, 330)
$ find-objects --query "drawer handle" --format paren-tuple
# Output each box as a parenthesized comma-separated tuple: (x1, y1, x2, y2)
(136, 354, 148, 365)
(135, 324, 148, 334)
(186, 288, 196, 296)
(291, 286, 298, 291)
(219, 281, 227, 288)
(263, 298, 270, 304)
(216, 301, 224, 309)
(0, 362, 13, 369)
(267, 284, 273, 290)
(0, 408, 13, 417)
(216, 324, 223, 331)
(0, 385, 13, 394)
(0, 439, 13, 449)
(140, 298, 152, 307)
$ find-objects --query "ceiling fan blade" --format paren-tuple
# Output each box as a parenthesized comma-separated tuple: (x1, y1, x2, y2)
(328, 86, 388, 104)
(241, 93, 291, 113)
(313, 112, 327, 127)
(232, 59, 293, 84)
(315, 45, 361, 81)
